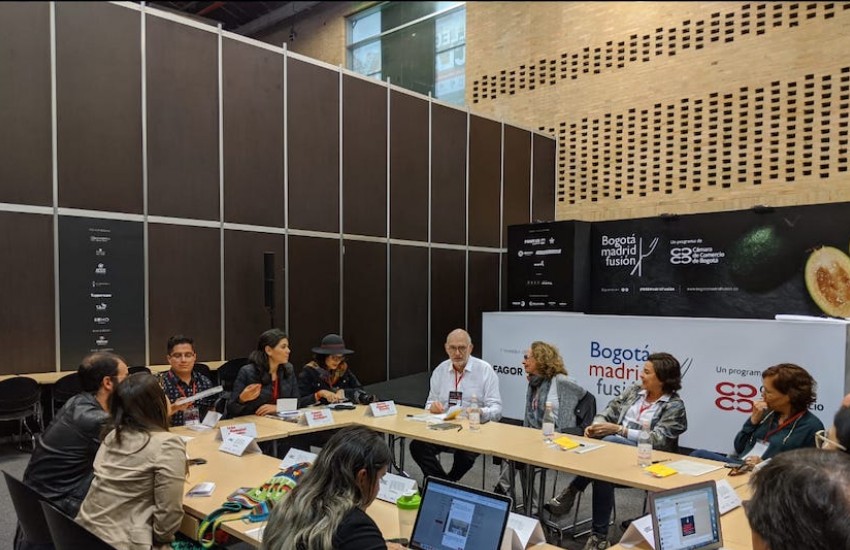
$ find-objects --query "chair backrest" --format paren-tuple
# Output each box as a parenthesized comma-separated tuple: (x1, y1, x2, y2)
(53, 372, 83, 401)
(217, 358, 250, 392)
(128, 366, 152, 375)
(193, 362, 214, 383)
(3, 471, 53, 546)
(40, 501, 117, 550)
(0, 377, 41, 413)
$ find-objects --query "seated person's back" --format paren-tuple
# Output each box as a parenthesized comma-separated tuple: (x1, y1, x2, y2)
(23, 352, 128, 517)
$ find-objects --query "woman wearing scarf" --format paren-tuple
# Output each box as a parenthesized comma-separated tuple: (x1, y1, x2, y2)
(298, 334, 363, 405)
(494, 341, 590, 495)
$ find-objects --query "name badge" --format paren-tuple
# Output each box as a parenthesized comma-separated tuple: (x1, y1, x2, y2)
(218, 433, 261, 456)
(216, 423, 258, 441)
(448, 391, 463, 408)
(368, 400, 397, 417)
(304, 408, 335, 427)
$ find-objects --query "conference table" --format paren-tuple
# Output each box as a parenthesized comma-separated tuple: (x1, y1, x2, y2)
(174, 404, 753, 549)
(0, 360, 228, 384)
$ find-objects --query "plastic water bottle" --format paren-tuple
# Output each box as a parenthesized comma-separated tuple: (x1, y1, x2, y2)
(468, 394, 481, 431)
(542, 402, 555, 442)
(637, 419, 652, 467)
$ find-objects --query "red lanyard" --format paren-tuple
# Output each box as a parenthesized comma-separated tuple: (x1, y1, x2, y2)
(272, 377, 279, 401)
(172, 372, 196, 399)
(764, 411, 804, 440)
(638, 398, 656, 418)
(454, 369, 465, 391)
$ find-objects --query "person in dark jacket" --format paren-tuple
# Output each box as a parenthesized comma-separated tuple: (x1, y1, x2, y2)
(691, 363, 823, 466)
(18, 352, 128, 549)
(228, 328, 310, 418)
(297, 334, 364, 406)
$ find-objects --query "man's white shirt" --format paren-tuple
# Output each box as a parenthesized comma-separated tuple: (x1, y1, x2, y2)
(425, 356, 503, 423)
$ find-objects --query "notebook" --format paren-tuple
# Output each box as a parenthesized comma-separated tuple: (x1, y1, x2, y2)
(649, 480, 724, 550)
(408, 477, 512, 550)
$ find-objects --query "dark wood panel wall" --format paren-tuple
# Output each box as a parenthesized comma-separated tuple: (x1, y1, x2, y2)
(0, 2, 556, 379)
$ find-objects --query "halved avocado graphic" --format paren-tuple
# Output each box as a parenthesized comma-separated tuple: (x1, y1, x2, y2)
(805, 246, 850, 317)
(727, 224, 800, 292)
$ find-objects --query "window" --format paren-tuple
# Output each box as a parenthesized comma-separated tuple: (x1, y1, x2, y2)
(347, 2, 466, 105)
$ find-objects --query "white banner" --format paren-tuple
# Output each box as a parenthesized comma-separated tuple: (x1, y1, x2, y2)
(483, 312, 850, 450)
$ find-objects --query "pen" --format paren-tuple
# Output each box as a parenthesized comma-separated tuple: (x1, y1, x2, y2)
(457, 426, 463, 432)
(652, 459, 671, 464)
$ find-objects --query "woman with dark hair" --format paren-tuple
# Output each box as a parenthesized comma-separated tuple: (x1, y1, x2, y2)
(298, 334, 364, 405)
(76, 373, 186, 550)
(546, 352, 688, 550)
(228, 328, 311, 417)
(692, 363, 823, 466)
(261, 425, 405, 550)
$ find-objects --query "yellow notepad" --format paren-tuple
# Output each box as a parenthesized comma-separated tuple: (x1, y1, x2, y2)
(644, 463, 678, 478)
(553, 436, 581, 450)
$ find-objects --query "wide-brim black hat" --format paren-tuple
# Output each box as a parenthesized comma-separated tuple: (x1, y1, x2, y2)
(312, 334, 354, 355)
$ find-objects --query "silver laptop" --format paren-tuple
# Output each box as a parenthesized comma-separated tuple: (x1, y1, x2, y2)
(407, 477, 512, 550)
(649, 480, 724, 550)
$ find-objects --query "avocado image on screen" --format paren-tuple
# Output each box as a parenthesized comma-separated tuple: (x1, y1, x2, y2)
(727, 223, 800, 292)
(805, 246, 850, 318)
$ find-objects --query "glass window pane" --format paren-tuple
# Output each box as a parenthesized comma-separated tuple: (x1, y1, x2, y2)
(435, 8, 465, 53)
(350, 10, 381, 44)
(352, 41, 381, 76)
(435, 45, 465, 105)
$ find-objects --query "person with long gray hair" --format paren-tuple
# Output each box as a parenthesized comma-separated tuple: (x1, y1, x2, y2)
(261, 425, 405, 550)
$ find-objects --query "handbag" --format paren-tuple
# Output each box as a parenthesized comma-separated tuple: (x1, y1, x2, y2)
(196, 462, 310, 548)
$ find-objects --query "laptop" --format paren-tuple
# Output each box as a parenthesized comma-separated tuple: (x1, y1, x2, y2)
(649, 480, 724, 550)
(408, 477, 512, 550)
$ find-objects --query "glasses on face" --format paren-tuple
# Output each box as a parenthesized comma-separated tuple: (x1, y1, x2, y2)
(169, 352, 196, 360)
(815, 429, 847, 451)
(523, 355, 529, 360)
(447, 345, 468, 353)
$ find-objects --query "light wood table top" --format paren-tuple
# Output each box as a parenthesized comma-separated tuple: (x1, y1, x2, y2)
(172, 402, 754, 548)
(179, 429, 560, 548)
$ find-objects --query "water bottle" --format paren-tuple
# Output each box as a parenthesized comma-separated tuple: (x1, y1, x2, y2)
(468, 394, 481, 431)
(542, 401, 555, 442)
(637, 419, 652, 467)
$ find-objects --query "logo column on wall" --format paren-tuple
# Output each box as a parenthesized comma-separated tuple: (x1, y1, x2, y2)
(58, 217, 146, 369)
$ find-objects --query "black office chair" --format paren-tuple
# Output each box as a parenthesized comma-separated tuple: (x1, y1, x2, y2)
(217, 357, 249, 393)
(128, 366, 152, 375)
(51, 372, 82, 417)
(3, 471, 53, 548)
(40, 501, 117, 550)
(0, 377, 43, 451)
(193, 362, 214, 384)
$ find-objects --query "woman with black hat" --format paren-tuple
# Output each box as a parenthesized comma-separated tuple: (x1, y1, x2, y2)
(298, 334, 366, 406)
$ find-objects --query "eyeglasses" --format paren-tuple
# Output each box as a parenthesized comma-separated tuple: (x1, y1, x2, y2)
(815, 429, 847, 451)
(523, 355, 529, 360)
(169, 352, 196, 360)
(447, 346, 468, 353)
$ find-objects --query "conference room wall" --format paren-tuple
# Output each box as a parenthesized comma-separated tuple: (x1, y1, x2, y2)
(0, 2, 554, 378)
(0, 3, 51, 207)
(146, 15, 219, 221)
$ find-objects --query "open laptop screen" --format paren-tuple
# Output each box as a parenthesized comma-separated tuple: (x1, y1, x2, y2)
(650, 481, 723, 550)
(408, 477, 511, 550)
